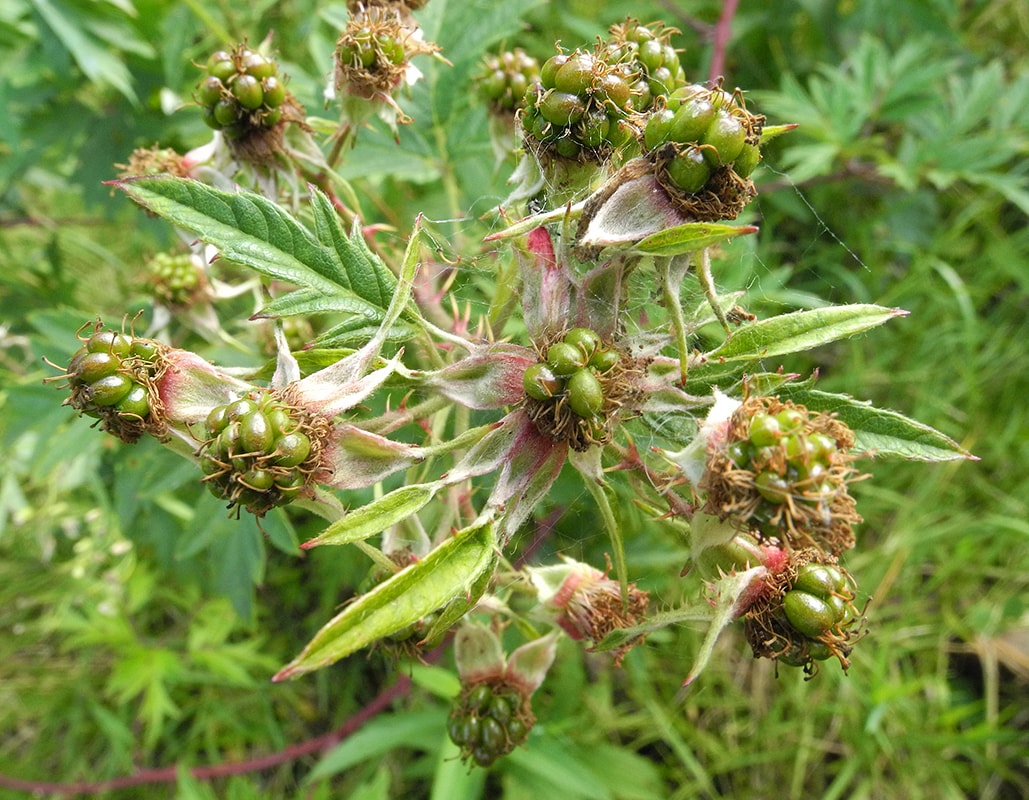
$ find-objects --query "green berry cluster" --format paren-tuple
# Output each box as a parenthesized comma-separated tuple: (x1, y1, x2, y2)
(197, 46, 287, 139)
(772, 561, 859, 670)
(723, 407, 843, 546)
(60, 326, 166, 443)
(523, 327, 619, 419)
(643, 84, 762, 193)
(335, 26, 406, 73)
(604, 18, 687, 111)
(333, 7, 418, 103)
(447, 682, 532, 767)
(520, 50, 635, 160)
(200, 393, 316, 515)
(476, 48, 540, 114)
(703, 397, 861, 556)
(147, 252, 202, 307)
(730, 407, 840, 509)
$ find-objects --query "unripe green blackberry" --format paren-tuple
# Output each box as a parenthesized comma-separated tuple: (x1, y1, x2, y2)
(742, 551, 863, 675)
(523, 328, 640, 452)
(562, 327, 602, 360)
(523, 363, 561, 401)
(780, 561, 856, 654)
(545, 341, 586, 376)
(195, 44, 288, 139)
(567, 368, 604, 418)
(198, 391, 322, 516)
(664, 145, 710, 193)
(476, 48, 539, 114)
(521, 46, 637, 163)
(335, 27, 406, 73)
(641, 83, 764, 202)
(743, 408, 843, 507)
(448, 681, 535, 767)
(332, 5, 439, 107)
(588, 348, 621, 373)
(603, 19, 687, 110)
(146, 252, 206, 307)
(51, 321, 170, 443)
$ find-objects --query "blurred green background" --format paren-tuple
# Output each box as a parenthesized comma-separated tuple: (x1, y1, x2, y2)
(1, 1, 1026, 798)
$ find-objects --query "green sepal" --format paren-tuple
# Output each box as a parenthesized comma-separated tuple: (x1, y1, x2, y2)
(275, 519, 498, 680)
(421, 551, 499, 647)
(301, 483, 440, 548)
(631, 222, 758, 257)
(759, 123, 798, 143)
(592, 606, 713, 655)
(681, 565, 769, 688)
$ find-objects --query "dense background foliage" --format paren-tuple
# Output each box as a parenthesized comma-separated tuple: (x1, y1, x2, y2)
(1, 0, 1026, 797)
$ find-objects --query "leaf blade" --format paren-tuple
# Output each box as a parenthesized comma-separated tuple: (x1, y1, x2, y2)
(111, 176, 390, 317)
(706, 304, 907, 362)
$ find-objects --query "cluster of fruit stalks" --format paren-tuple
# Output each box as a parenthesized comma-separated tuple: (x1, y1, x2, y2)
(48, 4, 878, 767)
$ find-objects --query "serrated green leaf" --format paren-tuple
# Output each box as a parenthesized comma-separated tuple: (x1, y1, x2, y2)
(779, 388, 976, 461)
(308, 190, 396, 309)
(315, 318, 418, 349)
(632, 222, 758, 257)
(255, 287, 386, 322)
(112, 176, 392, 317)
(706, 304, 906, 362)
(303, 483, 441, 548)
(275, 520, 498, 680)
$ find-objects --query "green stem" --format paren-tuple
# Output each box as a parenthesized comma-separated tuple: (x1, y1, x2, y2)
(361, 394, 451, 436)
(697, 247, 732, 335)
(576, 459, 629, 605)
(416, 317, 475, 354)
(352, 539, 400, 574)
(660, 255, 692, 387)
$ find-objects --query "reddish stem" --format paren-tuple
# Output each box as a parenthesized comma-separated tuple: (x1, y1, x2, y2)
(0, 675, 412, 797)
(708, 0, 740, 83)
